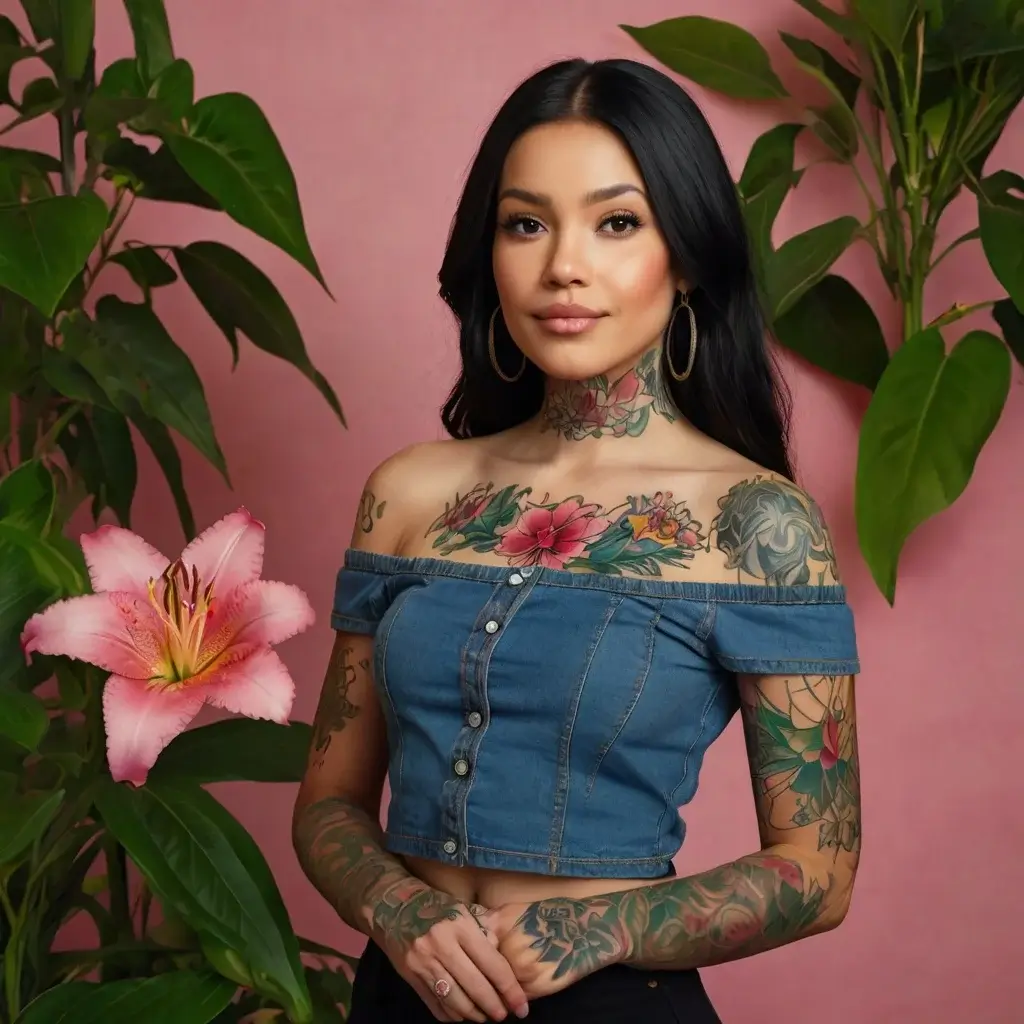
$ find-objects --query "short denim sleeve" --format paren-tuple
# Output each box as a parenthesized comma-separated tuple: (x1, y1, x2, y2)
(331, 566, 391, 634)
(709, 589, 860, 676)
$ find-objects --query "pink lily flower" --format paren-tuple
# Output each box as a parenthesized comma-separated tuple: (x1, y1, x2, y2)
(20, 508, 314, 786)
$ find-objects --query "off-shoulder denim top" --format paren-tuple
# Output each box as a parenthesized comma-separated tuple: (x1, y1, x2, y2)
(333, 549, 859, 879)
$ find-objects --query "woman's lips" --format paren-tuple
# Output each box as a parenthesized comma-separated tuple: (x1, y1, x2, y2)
(536, 316, 603, 336)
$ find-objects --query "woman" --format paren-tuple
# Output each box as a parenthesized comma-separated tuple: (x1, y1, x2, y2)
(294, 58, 861, 1023)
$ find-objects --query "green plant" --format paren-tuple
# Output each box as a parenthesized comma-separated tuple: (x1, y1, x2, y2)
(625, 0, 1024, 602)
(0, 1, 354, 1021)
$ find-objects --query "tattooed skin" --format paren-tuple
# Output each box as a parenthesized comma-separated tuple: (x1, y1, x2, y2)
(426, 484, 707, 575)
(294, 798, 488, 947)
(743, 674, 861, 855)
(713, 475, 838, 585)
(309, 642, 362, 767)
(358, 488, 387, 534)
(540, 348, 677, 441)
(512, 852, 830, 981)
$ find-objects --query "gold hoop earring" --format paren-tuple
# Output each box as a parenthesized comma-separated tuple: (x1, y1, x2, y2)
(488, 306, 526, 383)
(665, 292, 697, 381)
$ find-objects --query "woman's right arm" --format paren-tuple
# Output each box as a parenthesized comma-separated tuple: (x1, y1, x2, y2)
(292, 455, 529, 1022)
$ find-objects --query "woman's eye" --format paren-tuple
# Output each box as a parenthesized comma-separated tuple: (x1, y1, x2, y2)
(506, 216, 545, 235)
(601, 214, 640, 235)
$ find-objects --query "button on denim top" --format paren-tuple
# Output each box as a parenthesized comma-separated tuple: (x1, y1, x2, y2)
(333, 549, 860, 879)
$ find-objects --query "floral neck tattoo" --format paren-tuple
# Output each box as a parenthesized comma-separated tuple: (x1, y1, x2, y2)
(540, 348, 676, 441)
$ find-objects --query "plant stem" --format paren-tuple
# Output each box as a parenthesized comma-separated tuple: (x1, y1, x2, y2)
(58, 100, 77, 196)
(104, 837, 133, 944)
(81, 191, 135, 301)
(1, 882, 26, 1022)
(930, 229, 981, 272)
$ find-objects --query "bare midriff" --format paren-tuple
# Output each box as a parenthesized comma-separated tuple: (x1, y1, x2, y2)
(402, 854, 655, 907)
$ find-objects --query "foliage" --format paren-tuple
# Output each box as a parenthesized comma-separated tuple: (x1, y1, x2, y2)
(625, 0, 1024, 602)
(0, 1, 353, 1021)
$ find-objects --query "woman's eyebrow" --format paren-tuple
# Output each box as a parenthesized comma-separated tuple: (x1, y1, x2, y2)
(496, 183, 646, 206)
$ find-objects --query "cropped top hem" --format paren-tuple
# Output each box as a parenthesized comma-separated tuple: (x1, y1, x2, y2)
(385, 832, 675, 880)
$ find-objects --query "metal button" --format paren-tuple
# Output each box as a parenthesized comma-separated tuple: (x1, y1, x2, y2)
(519, 567, 534, 578)
(443, 839, 457, 855)
(647, 979, 658, 988)
(454, 759, 469, 776)
(508, 573, 524, 586)
(484, 620, 500, 634)
(467, 711, 482, 728)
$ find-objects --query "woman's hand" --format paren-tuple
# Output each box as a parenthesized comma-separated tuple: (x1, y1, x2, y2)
(481, 897, 631, 1000)
(374, 884, 529, 1022)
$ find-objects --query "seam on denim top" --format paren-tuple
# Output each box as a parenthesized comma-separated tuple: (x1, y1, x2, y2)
(343, 549, 851, 605)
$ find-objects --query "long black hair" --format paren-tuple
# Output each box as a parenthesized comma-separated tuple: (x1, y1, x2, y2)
(438, 58, 793, 479)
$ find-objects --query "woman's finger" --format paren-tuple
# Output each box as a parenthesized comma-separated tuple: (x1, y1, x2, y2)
(459, 924, 529, 1015)
(419, 961, 486, 1023)
(444, 943, 516, 1022)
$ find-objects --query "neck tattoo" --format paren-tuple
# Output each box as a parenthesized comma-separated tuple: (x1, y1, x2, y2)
(539, 348, 676, 441)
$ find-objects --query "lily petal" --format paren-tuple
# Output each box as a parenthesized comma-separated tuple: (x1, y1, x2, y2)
(103, 675, 204, 785)
(81, 525, 170, 597)
(198, 580, 315, 665)
(180, 507, 265, 597)
(196, 647, 295, 724)
(21, 593, 164, 679)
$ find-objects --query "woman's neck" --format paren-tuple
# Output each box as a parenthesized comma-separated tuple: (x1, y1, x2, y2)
(538, 347, 676, 442)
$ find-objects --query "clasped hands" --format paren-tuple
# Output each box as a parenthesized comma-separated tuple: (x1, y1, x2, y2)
(384, 891, 630, 1023)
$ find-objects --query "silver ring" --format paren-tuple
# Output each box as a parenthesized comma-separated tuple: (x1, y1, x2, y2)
(433, 977, 451, 999)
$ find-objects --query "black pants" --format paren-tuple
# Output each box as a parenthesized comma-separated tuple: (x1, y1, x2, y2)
(347, 939, 721, 1023)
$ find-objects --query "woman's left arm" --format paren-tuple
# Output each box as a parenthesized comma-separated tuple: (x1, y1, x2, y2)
(486, 670, 861, 994)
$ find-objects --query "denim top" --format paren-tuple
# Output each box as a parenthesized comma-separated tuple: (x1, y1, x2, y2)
(333, 549, 860, 879)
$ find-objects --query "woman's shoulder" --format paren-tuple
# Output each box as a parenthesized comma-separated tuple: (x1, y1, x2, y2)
(350, 438, 487, 554)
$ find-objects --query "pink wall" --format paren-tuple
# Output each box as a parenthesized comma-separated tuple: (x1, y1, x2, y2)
(21, 0, 1024, 1019)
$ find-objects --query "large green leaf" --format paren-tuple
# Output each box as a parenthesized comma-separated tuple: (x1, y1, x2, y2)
(57, 0, 94, 79)
(151, 719, 313, 783)
(0, 458, 55, 530)
(18, 0, 57, 41)
(130, 411, 194, 538)
(978, 171, 1024, 310)
(0, 542, 56, 687)
(122, 0, 174, 83)
(103, 137, 220, 209)
(110, 244, 179, 290)
(993, 297, 1024, 367)
(793, 0, 871, 42)
(0, 785, 63, 862)
(173, 241, 343, 422)
(92, 296, 228, 480)
(856, 328, 1011, 603)
(738, 124, 803, 275)
(16, 971, 236, 1024)
(96, 780, 313, 1022)
(164, 94, 326, 287)
(0, 688, 47, 749)
(0, 192, 106, 316)
(780, 32, 860, 107)
(148, 57, 193, 119)
(90, 405, 138, 525)
(854, 0, 917, 54)
(773, 275, 889, 388)
(764, 216, 860, 318)
(0, 18, 35, 105)
(780, 33, 861, 160)
(622, 17, 789, 99)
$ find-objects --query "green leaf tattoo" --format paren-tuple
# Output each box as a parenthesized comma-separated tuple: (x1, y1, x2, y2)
(713, 475, 839, 585)
(425, 485, 708, 575)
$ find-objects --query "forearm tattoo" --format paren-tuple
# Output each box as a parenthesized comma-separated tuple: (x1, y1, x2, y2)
(516, 852, 829, 980)
(309, 642, 363, 768)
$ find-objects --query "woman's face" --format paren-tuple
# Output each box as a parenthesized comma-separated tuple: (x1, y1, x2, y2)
(492, 119, 682, 384)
